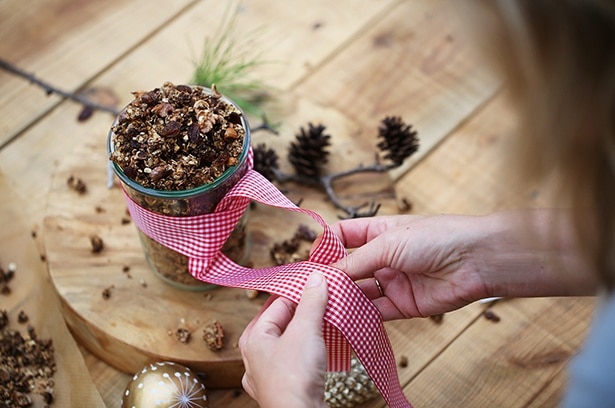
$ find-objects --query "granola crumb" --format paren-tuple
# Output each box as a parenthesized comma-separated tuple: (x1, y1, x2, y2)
(176, 328, 191, 344)
(203, 320, 224, 351)
(67, 175, 87, 194)
(90, 234, 104, 253)
(483, 309, 501, 323)
(102, 285, 114, 300)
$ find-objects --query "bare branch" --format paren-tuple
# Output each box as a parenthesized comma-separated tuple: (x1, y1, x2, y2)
(0, 58, 120, 116)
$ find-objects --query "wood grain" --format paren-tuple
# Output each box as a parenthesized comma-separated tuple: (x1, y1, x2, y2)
(407, 297, 594, 407)
(295, 0, 501, 181)
(0, 0, 198, 146)
(1, 0, 597, 406)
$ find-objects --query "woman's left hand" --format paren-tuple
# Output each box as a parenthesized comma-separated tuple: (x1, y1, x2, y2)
(239, 272, 329, 408)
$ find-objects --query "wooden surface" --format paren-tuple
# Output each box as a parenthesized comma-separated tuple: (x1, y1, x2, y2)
(0, 1, 596, 407)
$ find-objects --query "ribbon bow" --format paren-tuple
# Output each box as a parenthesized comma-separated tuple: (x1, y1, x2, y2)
(122, 152, 412, 408)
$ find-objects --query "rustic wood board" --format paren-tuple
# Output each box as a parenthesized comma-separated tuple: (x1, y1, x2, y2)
(0, 0, 399, 222)
(407, 297, 595, 407)
(0, 0, 198, 146)
(0, 175, 106, 407)
(295, 0, 501, 181)
(43, 136, 274, 388)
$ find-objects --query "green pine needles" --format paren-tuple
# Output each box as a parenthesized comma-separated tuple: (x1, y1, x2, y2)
(190, 4, 269, 116)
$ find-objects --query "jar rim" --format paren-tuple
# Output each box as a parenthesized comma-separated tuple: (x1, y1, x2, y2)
(107, 86, 251, 199)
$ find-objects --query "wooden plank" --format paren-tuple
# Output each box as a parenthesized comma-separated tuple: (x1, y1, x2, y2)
(0, 1, 530, 406)
(0, 175, 106, 408)
(294, 0, 501, 181)
(395, 93, 559, 216)
(0, 0, 399, 221)
(354, 305, 486, 408)
(406, 297, 594, 407)
(0, 0, 197, 145)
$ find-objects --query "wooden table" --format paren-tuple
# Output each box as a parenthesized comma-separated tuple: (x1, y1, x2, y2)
(0, 0, 595, 407)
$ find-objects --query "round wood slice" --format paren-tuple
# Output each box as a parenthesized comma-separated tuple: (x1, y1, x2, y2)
(43, 137, 276, 388)
(43, 124, 397, 389)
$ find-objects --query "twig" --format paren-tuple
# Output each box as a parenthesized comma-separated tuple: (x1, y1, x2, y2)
(0, 57, 120, 116)
(320, 163, 395, 218)
(272, 162, 396, 218)
(250, 114, 280, 135)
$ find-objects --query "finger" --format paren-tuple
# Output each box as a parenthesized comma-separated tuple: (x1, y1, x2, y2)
(241, 372, 256, 401)
(356, 277, 385, 300)
(331, 216, 414, 248)
(333, 238, 401, 281)
(371, 297, 408, 321)
(239, 294, 279, 348)
(240, 294, 278, 338)
(286, 272, 328, 335)
(239, 295, 296, 352)
(252, 296, 297, 336)
(309, 234, 324, 257)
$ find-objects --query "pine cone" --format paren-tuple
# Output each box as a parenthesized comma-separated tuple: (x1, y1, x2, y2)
(324, 357, 380, 407)
(253, 143, 279, 182)
(377, 116, 419, 166)
(288, 123, 331, 178)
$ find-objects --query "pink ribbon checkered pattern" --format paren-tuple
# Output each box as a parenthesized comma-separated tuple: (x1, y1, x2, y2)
(122, 153, 412, 408)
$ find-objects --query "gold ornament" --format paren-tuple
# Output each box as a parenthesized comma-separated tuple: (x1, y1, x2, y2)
(121, 362, 208, 408)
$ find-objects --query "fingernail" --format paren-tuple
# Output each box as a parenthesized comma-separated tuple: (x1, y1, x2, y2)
(305, 272, 324, 288)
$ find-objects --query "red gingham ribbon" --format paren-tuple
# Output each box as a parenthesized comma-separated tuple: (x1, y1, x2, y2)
(122, 153, 412, 408)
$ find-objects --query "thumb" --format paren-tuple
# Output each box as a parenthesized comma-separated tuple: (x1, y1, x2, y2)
(288, 272, 328, 334)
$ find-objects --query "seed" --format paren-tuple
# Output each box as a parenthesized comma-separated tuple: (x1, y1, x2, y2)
(484, 310, 501, 322)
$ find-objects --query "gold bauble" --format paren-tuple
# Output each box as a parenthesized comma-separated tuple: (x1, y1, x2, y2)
(121, 362, 208, 408)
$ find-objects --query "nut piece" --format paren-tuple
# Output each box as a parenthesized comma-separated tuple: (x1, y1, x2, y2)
(203, 320, 224, 351)
(90, 234, 104, 253)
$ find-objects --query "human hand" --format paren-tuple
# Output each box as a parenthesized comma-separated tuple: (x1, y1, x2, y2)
(239, 272, 329, 408)
(329, 214, 493, 320)
(329, 210, 596, 321)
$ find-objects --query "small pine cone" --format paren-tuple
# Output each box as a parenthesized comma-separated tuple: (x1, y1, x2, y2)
(324, 357, 380, 407)
(288, 123, 331, 178)
(253, 143, 280, 181)
(377, 116, 419, 166)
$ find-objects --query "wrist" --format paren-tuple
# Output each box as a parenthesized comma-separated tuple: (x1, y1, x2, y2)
(475, 210, 597, 298)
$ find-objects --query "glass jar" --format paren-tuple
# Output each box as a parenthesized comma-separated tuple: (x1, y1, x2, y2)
(107, 86, 251, 290)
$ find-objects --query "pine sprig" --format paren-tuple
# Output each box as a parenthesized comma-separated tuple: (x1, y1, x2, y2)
(190, 4, 269, 116)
